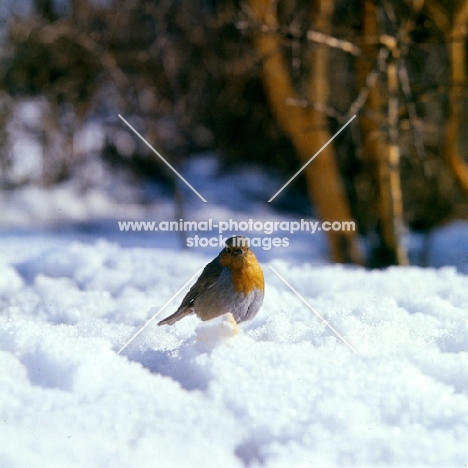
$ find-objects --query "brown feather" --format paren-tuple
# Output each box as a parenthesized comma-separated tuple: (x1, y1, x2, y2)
(157, 256, 223, 326)
(158, 236, 264, 326)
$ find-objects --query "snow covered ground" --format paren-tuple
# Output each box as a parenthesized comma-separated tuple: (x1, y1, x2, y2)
(1, 159, 468, 467)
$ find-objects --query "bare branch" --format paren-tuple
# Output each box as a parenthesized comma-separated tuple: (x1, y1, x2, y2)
(285, 97, 344, 121)
(397, 60, 426, 160)
(348, 48, 390, 119)
(306, 30, 363, 57)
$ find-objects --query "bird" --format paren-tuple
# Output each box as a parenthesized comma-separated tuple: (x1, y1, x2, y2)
(158, 236, 264, 327)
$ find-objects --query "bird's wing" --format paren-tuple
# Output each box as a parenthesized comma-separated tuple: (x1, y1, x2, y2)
(178, 256, 223, 309)
(158, 256, 222, 326)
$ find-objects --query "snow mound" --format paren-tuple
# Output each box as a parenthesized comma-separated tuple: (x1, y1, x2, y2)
(1, 239, 467, 467)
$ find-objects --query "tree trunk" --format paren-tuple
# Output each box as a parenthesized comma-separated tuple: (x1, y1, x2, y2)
(248, 0, 362, 264)
(444, 0, 468, 193)
(358, 0, 408, 266)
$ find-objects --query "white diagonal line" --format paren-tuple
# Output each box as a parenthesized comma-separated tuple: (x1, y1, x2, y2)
(268, 265, 357, 353)
(118, 114, 207, 202)
(117, 266, 204, 354)
(268, 114, 356, 202)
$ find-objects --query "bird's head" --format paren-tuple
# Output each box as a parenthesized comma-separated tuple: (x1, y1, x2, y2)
(219, 236, 252, 269)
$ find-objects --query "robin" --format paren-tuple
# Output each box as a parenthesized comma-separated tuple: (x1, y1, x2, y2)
(158, 236, 264, 327)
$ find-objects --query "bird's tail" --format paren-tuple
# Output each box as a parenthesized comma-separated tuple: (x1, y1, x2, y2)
(158, 307, 192, 326)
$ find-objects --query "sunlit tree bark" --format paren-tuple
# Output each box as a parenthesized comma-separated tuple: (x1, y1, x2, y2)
(444, 0, 468, 193)
(358, 0, 408, 266)
(248, 0, 362, 263)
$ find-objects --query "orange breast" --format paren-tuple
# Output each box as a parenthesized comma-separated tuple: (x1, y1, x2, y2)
(230, 257, 264, 294)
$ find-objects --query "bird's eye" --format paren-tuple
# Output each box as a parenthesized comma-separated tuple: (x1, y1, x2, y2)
(225, 247, 232, 254)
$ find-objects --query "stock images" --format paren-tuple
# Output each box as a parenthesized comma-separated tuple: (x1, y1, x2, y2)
(1, 1, 468, 467)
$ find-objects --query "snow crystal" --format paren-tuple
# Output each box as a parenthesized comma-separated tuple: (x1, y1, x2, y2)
(0, 236, 467, 467)
(1, 164, 467, 466)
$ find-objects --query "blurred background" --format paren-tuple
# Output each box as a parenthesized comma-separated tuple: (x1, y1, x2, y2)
(0, 0, 467, 268)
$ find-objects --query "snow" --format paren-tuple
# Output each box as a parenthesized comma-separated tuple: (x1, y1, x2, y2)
(1, 159, 468, 467)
